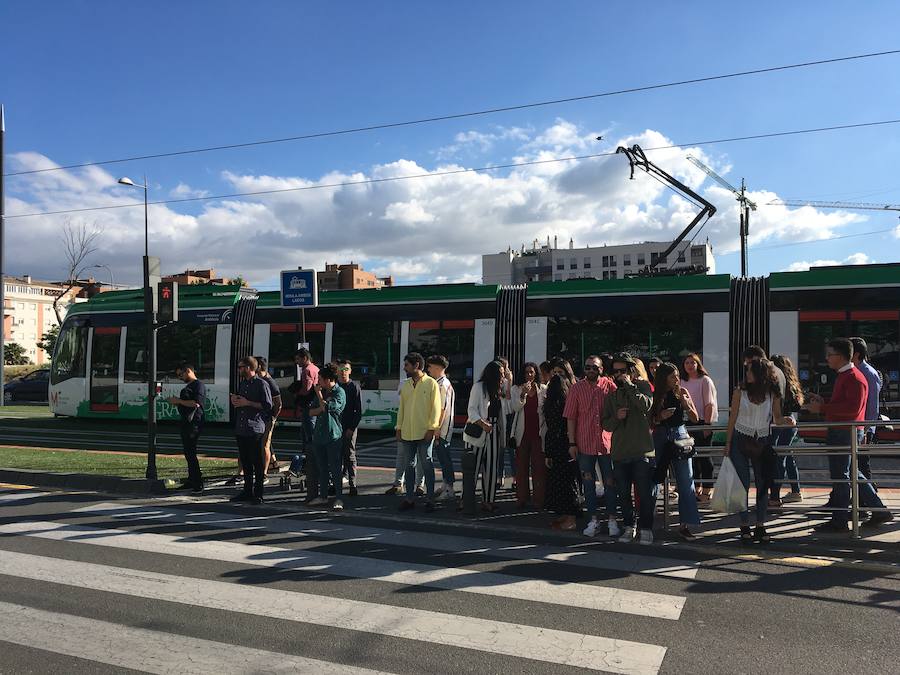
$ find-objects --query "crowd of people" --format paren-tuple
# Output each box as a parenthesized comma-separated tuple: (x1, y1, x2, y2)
(168, 337, 893, 542)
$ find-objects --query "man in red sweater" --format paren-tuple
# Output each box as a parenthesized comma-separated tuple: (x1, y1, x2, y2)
(804, 338, 892, 531)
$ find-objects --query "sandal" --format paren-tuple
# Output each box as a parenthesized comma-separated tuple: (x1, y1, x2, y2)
(739, 526, 754, 545)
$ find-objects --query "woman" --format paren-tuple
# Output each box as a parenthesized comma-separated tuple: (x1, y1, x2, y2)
(633, 358, 652, 392)
(464, 360, 506, 512)
(543, 358, 579, 530)
(651, 362, 702, 541)
(510, 362, 547, 508)
(723, 359, 795, 544)
(495, 356, 516, 491)
(646, 357, 662, 387)
(769, 354, 804, 505)
(308, 363, 346, 511)
(680, 353, 718, 502)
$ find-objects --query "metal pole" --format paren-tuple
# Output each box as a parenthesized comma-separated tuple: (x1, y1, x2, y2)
(739, 210, 747, 278)
(0, 104, 6, 403)
(143, 179, 157, 480)
(663, 472, 671, 531)
(301, 307, 306, 346)
(850, 427, 859, 539)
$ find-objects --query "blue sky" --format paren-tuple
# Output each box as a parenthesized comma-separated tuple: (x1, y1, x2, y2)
(2, 1, 899, 287)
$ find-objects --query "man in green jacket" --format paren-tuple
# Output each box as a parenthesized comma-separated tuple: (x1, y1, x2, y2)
(602, 352, 656, 545)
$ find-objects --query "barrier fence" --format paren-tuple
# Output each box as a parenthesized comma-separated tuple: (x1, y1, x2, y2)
(663, 419, 899, 539)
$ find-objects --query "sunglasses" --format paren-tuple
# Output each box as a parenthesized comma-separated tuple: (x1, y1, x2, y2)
(583, 365, 600, 371)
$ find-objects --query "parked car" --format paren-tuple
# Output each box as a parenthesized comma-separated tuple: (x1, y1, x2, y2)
(3, 368, 50, 402)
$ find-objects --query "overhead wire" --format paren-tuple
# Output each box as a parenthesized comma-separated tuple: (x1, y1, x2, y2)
(6, 117, 900, 219)
(3, 48, 899, 177)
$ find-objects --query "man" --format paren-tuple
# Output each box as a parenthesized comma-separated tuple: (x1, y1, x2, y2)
(426, 354, 457, 501)
(336, 359, 362, 496)
(255, 356, 283, 482)
(167, 363, 206, 493)
(395, 352, 441, 512)
(850, 337, 881, 483)
(602, 353, 655, 544)
(565, 354, 618, 538)
(743, 345, 785, 397)
(386, 379, 426, 496)
(230, 356, 273, 505)
(538, 361, 552, 386)
(290, 348, 319, 450)
(804, 338, 892, 530)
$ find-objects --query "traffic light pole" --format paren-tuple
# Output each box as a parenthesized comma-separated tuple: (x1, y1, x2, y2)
(143, 255, 158, 481)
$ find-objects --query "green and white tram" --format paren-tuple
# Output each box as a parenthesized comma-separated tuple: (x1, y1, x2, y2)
(49, 264, 900, 430)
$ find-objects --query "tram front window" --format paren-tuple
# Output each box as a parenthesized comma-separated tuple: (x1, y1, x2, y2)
(50, 322, 88, 384)
(332, 320, 401, 391)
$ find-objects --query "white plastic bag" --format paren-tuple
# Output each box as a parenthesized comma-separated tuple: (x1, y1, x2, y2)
(710, 456, 747, 514)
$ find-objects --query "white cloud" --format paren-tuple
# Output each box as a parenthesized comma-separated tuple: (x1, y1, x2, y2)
(783, 252, 872, 272)
(4, 120, 873, 287)
(170, 182, 210, 199)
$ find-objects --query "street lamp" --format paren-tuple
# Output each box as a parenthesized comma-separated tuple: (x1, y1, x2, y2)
(117, 175, 158, 480)
(89, 264, 114, 290)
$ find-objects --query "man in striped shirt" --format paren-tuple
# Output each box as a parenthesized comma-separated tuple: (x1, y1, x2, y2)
(427, 354, 457, 501)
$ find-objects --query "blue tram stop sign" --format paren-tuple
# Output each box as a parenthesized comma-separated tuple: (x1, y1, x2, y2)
(280, 269, 318, 308)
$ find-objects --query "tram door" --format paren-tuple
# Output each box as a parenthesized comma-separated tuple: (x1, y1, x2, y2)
(90, 327, 121, 412)
(267, 323, 326, 419)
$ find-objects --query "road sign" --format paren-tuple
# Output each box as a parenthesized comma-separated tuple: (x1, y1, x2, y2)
(280, 269, 318, 308)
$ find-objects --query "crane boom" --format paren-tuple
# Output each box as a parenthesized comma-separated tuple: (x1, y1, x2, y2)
(616, 144, 716, 271)
(768, 199, 900, 212)
(686, 156, 757, 210)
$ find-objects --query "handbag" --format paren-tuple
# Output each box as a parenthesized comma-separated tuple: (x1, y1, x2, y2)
(668, 425, 696, 460)
(464, 422, 483, 439)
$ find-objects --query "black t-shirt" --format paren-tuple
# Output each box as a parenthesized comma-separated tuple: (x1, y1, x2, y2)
(179, 379, 207, 426)
(260, 374, 282, 420)
(658, 390, 685, 428)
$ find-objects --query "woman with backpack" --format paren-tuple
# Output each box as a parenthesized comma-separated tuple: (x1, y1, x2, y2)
(769, 354, 804, 505)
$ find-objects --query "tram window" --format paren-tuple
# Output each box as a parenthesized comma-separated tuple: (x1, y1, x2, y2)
(332, 320, 401, 391)
(850, 319, 899, 402)
(798, 320, 845, 398)
(90, 328, 120, 409)
(155, 324, 217, 382)
(50, 323, 88, 384)
(123, 327, 147, 383)
(267, 324, 326, 411)
(408, 320, 475, 416)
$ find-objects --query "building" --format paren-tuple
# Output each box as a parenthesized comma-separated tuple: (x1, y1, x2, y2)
(317, 263, 394, 291)
(2, 275, 78, 365)
(162, 269, 234, 286)
(482, 237, 715, 284)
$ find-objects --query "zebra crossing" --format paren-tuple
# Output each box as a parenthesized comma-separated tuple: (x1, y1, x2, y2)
(0, 491, 698, 674)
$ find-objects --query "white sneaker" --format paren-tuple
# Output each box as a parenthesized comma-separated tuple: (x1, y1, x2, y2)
(262, 476, 270, 485)
(308, 497, 328, 506)
(639, 530, 654, 545)
(342, 477, 350, 487)
(595, 484, 605, 498)
(608, 518, 622, 538)
(582, 517, 600, 537)
(332, 499, 344, 511)
(618, 526, 636, 543)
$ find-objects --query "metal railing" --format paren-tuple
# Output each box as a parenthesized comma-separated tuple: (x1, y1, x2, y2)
(661, 419, 899, 539)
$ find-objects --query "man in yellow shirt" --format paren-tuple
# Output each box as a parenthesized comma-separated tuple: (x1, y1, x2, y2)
(396, 352, 442, 512)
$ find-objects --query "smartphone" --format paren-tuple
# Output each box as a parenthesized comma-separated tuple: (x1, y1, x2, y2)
(665, 407, 677, 414)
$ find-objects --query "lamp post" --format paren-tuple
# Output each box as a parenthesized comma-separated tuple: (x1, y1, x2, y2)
(89, 264, 115, 290)
(117, 176, 158, 480)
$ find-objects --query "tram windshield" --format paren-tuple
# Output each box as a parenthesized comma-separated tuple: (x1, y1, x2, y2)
(50, 321, 88, 385)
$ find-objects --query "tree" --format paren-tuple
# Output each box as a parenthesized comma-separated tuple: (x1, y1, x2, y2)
(3, 342, 31, 365)
(53, 219, 103, 325)
(231, 275, 249, 288)
(37, 324, 60, 359)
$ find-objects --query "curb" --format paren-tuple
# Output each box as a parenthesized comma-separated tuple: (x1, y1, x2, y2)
(0, 467, 172, 495)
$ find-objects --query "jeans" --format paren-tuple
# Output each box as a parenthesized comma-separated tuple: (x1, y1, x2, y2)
(236, 433, 265, 498)
(825, 428, 885, 524)
(729, 431, 773, 525)
(180, 424, 203, 488)
(342, 429, 358, 485)
(770, 427, 800, 498)
(613, 457, 655, 530)
(313, 438, 344, 500)
(394, 441, 425, 487)
(401, 438, 436, 500)
(433, 437, 455, 486)
(515, 436, 547, 507)
(299, 402, 315, 449)
(577, 453, 617, 519)
(652, 429, 701, 527)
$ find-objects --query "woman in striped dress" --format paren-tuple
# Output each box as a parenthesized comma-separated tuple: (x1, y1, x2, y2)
(464, 360, 505, 512)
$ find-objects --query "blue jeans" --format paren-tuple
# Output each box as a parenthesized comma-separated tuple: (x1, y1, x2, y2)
(313, 438, 343, 500)
(826, 428, 884, 524)
(613, 457, 655, 530)
(652, 429, 701, 527)
(300, 402, 315, 449)
(729, 432, 772, 525)
(771, 427, 800, 498)
(401, 438, 436, 500)
(434, 437, 455, 486)
(577, 453, 617, 519)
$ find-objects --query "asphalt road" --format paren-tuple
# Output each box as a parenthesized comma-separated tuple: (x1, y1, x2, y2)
(1, 484, 897, 675)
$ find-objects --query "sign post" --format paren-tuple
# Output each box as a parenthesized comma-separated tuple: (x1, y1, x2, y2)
(280, 269, 319, 349)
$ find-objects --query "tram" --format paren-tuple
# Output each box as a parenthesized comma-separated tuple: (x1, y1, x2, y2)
(49, 263, 900, 430)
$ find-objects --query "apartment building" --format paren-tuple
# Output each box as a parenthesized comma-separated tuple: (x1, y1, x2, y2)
(2, 275, 75, 365)
(318, 263, 394, 291)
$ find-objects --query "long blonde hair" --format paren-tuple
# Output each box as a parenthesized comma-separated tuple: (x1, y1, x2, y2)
(633, 358, 649, 381)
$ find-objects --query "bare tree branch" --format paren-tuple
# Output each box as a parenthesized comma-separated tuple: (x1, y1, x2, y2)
(53, 219, 103, 324)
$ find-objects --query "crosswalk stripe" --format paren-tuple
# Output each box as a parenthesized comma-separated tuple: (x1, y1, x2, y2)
(75, 502, 700, 579)
(0, 550, 667, 675)
(0, 601, 391, 674)
(1, 520, 684, 620)
(0, 490, 51, 503)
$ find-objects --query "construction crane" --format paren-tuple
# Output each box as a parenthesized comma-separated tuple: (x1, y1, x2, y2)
(687, 155, 756, 277)
(767, 199, 900, 213)
(616, 145, 716, 274)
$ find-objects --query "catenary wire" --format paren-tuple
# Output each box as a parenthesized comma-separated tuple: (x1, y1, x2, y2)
(4, 48, 899, 177)
(749, 227, 897, 251)
(5, 117, 900, 219)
